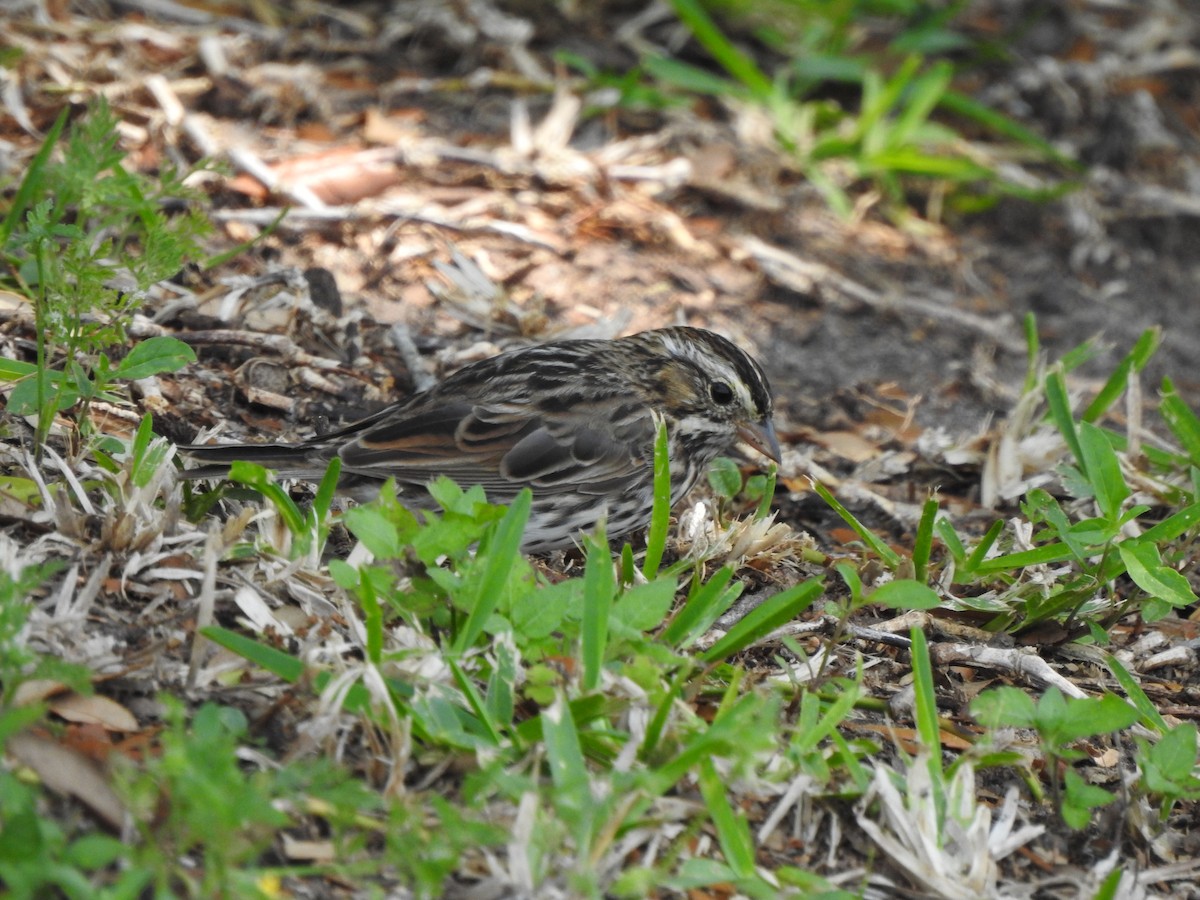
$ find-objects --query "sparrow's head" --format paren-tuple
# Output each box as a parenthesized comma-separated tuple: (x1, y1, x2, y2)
(628, 327, 780, 465)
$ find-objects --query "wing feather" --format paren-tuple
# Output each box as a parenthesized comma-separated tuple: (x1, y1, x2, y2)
(334, 397, 656, 504)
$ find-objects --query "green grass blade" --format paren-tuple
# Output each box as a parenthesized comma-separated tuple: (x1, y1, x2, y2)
(356, 562, 384, 664)
(1077, 422, 1130, 521)
(619, 543, 636, 587)
(485, 641, 517, 732)
(581, 529, 615, 692)
(639, 666, 692, 759)
(312, 456, 342, 526)
(453, 489, 531, 653)
(200, 625, 305, 682)
(227, 461, 306, 535)
(972, 542, 1073, 574)
(912, 496, 939, 583)
(700, 579, 822, 663)
(934, 517, 966, 569)
(812, 480, 902, 567)
(660, 566, 741, 648)
(1045, 369, 1083, 469)
(909, 628, 947, 820)
(644, 54, 744, 98)
(1104, 652, 1170, 733)
(698, 757, 756, 878)
(202, 207, 288, 270)
(1160, 377, 1200, 464)
(910, 628, 941, 753)
(755, 464, 777, 520)
(541, 692, 594, 849)
(963, 519, 1005, 574)
(1139, 502, 1200, 544)
(790, 675, 862, 753)
(939, 90, 1080, 168)
(0, 106, 69, 246)
(643, 419, 671, 579)
(889, 61, 952, 149)
(1081, 327, 1160, 423)
(667, 0, 773, 99)
(857, 65, 900, 146)
(1022, 312, 1040, 394)
(448, 658, 503, 748)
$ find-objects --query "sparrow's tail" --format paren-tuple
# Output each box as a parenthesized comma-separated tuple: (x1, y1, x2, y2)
(178, 441, 330, 481)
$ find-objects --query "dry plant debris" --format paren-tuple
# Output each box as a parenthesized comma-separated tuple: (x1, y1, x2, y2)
(3, 2, 1200, 898)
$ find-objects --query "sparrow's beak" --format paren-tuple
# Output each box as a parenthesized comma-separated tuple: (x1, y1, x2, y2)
(737, 418, 782, 463)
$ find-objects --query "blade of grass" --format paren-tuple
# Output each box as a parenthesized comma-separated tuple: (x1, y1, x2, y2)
(643, 419, 671, 580)
(645, 692, 768, 795)
(581, 528, 615, 692)
(200, 625, 305, 682)
(909, 628, 947, 821)
(643, 54, 744, 97)
(1045, 369, 1084, 468)
(227, 461, 306, 535)
(939, 91, 1080, 169)
(857, 62, 914, 147)
(485, 640, 517, 732)
(812, 480, 902, 568)
(448, 658, 503, 748)
(972, 542, 1073, 575)
(755, 464, 777, 520)
(889, 60, 952, 149)
(698, 757, 757, 879)
(700, 579, 822, 663)
(1160, 377, 1200, 463)
(910, 628, 942, 753)
(1077, 422, 1130, 522)
(1081, 328, 1160, 423)
(660, 565, 741, 649)
(542, 692, 594, 849)
(0, 107, 69, 245)
(1138, 502, 1200, 544)
(357, 561, 383, 665)
(1022, 312, 1040, 394)
(639, 665, 692, 760)
(312, 456, 342, 524)
(1104, 652, 1170, 733)
(453, 489, 531, 653)
(912, 496, 939, 583)
(202, 207, 289, 270)
(789, 671, 863, 753)
(667, 0, 773, 99)
(963, 519, 1005, 574)
(935, 517, 966, 570)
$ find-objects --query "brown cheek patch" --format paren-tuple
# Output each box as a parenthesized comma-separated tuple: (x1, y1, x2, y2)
(658, 364, 701, 409)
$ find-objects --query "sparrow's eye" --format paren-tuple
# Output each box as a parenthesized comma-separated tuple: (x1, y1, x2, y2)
(709, 381, 734, 405)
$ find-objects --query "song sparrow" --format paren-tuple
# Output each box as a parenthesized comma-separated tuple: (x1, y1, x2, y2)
(181, 326, 780, 552)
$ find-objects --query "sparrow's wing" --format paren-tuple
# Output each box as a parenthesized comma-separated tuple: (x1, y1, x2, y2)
(338, 396, 656, 503)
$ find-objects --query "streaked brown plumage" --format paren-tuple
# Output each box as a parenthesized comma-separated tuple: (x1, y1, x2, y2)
(181, 326, 779, 551)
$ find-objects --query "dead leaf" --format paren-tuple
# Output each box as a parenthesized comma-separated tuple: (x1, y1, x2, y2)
(50, 693, 140, 733)
(7, 732, 126, 830)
